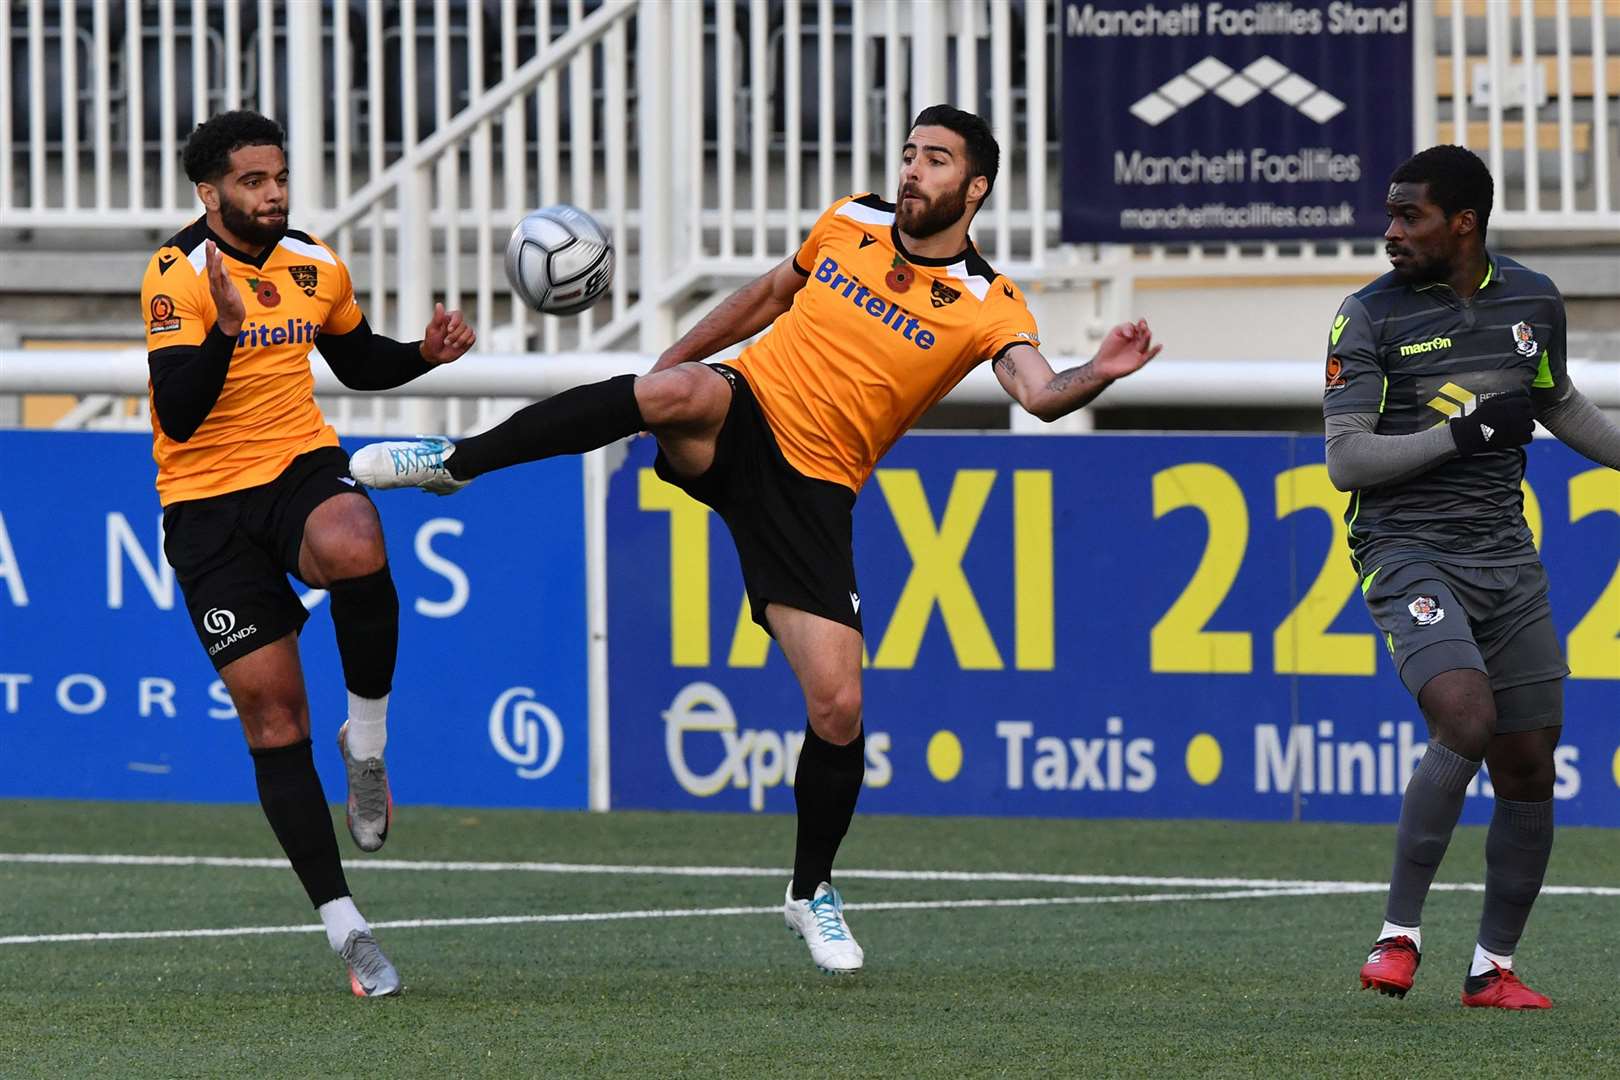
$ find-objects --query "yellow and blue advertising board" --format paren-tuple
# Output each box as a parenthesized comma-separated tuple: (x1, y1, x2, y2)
(607, 433, 1620, 824)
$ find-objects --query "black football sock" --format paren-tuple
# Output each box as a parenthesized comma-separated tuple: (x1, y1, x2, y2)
(791, 724, 866, 900)
(1477, 796, 1554, 957)
(447, 373, 644, 480)
(326, 565, 398, 700)
(252, 738, 350, 907)
(1385, 740, 1479, 928)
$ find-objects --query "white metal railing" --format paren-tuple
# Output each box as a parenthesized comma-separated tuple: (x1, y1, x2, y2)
(0, 1, 1066, 343)
(1439, 0, 1616, 227)
(5, 2, 1620, 371)
(6, 5, 1619, 226)
(6, 349, 1619, 429)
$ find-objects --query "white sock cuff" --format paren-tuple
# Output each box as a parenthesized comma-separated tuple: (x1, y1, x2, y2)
(348, 691, 389, 727)
(319, 896, 370, 953)
(344, 693, 389, 760)
(1471, 942, 1513, 976)
(1379, 921, 1421, 951)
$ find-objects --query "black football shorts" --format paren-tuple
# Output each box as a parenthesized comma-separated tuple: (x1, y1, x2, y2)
(653, 364, 863, 636)
(162, 445, 369, 670)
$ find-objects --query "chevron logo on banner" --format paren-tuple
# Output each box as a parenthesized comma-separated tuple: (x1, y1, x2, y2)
(1129, 55, 1346, 127)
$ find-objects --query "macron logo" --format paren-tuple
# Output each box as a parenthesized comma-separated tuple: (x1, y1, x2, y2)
(1130, 55, 1346, 127)
(814, 257, 936, 350)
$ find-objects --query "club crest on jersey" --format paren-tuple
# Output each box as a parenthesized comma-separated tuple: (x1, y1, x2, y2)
(148, 293, 181, 334)
(245, 276, 282, 308)
(1511, 321, 1537, 357)
(1325, 355, 1347, 390)
(930, 280, 960, 308)
(289, 264, 318, 297)
(1407, 595, 1445, 627)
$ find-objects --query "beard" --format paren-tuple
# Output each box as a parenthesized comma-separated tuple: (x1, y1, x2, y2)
(219, 196, 288, 247)
(895, 178, 970, 238)
(1386, 244, 1452, 283)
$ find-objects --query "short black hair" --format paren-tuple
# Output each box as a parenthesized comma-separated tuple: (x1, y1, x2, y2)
(910, 104, 1000, 197)
(1389, 144, 1493, 237)
(182, 110, 286, 184)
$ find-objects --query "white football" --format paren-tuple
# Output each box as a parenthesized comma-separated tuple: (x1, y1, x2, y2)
(505, 204, 614, 315)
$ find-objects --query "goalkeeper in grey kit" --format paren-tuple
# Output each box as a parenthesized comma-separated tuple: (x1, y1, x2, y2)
(1326, 146, 1620, 1008)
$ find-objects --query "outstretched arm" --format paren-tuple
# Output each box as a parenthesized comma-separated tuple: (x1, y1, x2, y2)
(991, 320, 1161, 422)
(317, 302, 474, 391)
(1536, 384, 1620, 469)
(649, 257, 808, 373)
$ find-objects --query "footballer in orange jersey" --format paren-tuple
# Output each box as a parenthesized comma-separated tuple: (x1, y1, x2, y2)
(355, 105, 1161, 975)
(144, 111, 474, 996)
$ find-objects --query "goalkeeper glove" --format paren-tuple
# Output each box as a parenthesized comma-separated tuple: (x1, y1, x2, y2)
(1450, 389, 1534, 456)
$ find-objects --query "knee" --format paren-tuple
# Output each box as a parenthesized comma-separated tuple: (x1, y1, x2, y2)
(1490, 756, 1556, 802)
(636, 366, 725, 429)
(307, 523, 386, 584)
(1420, 679, 1495, 760)
(236, 691, 309, 749)
(808, 684, 862, 745)
(1440, 723, 1493, 763)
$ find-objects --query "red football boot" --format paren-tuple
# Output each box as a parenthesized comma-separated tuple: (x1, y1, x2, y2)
(1461, 963, 1552, 1009)
(1360, 935, 1421, 998)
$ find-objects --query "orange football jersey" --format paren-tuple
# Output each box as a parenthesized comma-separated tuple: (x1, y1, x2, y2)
(140, 221, 363, 505)
(731, 193, 1040, 492)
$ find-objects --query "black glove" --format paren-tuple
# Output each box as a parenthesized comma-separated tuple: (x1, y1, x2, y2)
(1449, 389, 1534, 456)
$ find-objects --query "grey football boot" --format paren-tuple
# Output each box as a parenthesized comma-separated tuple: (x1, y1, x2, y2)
(340, 929, 401, 997)
(338, 721, 393, 852)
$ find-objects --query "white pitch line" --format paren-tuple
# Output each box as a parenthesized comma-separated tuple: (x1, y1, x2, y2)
(4, 852, 1620, 897)
(0, 885, 1362, 947)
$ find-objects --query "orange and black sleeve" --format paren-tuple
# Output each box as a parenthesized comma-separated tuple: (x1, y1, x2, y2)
(142, 246, 235, 443)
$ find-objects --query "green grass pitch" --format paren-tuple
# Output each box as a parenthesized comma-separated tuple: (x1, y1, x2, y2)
(3, 800, 1619, 1078)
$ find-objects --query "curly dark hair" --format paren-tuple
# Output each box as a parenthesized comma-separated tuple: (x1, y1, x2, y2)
(182, 110, 286, 184)
(1390, 144, 1493, 237)
(911, 104, 1000, 198)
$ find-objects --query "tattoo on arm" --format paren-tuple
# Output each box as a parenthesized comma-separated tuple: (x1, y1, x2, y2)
(995, 351, 1017, 380)
(1047, 360, 1100, 395)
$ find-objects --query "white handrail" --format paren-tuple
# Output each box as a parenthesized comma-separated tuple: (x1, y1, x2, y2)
(6, 351, 1617, 411)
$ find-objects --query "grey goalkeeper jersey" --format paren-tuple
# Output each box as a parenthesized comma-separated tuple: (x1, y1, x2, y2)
(1322, 252, 1571, 575)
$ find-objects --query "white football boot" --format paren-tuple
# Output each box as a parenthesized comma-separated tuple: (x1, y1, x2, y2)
(784, 881, 864, 975)
(349, 436, 469, 495)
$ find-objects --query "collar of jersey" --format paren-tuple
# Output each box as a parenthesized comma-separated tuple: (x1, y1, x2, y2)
(1413, 251, 1500, 294)
(198, 218, 281, 269)
(889, 222, 971, 268)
